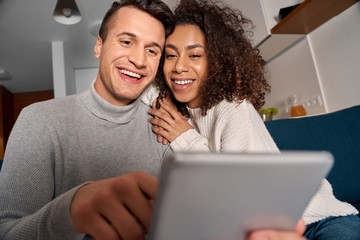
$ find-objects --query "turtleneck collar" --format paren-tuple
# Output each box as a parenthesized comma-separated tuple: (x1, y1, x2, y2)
(79, 81, 141, 124)
(187, 105, 203, 119)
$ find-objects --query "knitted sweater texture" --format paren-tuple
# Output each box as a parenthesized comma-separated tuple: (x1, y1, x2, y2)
(0, 84, 170, 240)
(142, 85, 358, 225)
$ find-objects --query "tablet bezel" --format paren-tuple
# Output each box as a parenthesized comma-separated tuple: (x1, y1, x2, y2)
(149, 151, 333, 240)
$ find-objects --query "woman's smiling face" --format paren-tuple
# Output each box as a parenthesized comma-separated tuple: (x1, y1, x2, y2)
(163, 24, 208, 109)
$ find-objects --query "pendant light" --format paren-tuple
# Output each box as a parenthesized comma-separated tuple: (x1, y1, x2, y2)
(53, 0, 81, 25)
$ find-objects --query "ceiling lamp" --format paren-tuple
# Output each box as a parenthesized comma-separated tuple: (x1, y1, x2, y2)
(53, 0, 81, 25)
(0, 69, 11, 80)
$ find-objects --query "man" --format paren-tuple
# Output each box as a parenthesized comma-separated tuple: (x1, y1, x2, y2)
(0, 1, 306, 239)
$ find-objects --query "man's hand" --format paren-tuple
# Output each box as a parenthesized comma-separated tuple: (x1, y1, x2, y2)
(248, 218, 306, 240)
(70, 172, 158, 240)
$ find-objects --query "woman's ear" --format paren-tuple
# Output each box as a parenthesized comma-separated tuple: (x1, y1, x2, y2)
(94, 36, 102, 59)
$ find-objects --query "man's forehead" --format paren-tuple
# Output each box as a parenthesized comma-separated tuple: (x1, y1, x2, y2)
(109, 6, 165, 46)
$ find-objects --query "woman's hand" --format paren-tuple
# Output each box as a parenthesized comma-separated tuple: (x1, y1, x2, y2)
(248, 218, 306, 240)
(149, 97, 192, 143)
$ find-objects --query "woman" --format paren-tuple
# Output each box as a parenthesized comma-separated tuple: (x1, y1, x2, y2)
(144, 0, 360, 239)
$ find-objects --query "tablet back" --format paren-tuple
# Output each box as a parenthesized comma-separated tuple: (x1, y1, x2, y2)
(149, 151, 333, 240)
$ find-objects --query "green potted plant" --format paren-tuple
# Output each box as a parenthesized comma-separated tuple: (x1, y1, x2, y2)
(258, 107, 278, 121)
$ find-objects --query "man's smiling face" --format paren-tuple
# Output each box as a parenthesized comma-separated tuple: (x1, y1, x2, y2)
(94, 6, 165, 106)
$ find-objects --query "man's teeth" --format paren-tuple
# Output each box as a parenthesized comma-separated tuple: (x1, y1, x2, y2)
(174, 79, 194, 85)
(120, 69, 141, 79)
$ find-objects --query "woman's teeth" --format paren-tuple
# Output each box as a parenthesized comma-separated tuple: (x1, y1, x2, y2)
(174, 79, 194, 85)
(120, 69, 141, 79)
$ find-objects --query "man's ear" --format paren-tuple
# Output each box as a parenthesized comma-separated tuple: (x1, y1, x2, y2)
(94, 36, 102, 59)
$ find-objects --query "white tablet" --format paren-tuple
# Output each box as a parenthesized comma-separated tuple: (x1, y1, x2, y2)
(149, 151, 333, 240)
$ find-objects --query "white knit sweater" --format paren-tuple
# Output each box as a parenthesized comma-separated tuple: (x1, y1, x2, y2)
(141, 85, 358, 225)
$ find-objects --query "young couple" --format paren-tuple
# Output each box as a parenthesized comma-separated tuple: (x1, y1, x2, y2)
(0, 0, 358, 240)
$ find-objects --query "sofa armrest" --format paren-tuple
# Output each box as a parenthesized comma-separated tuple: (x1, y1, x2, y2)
(265, 105, 360, 213)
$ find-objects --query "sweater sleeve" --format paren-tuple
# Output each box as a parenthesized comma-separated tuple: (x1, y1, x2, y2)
(302, 179, 358, 225)
(170, 129, 211, 152)
(216, 101, 279, 153)
(0, 106, 85, 240)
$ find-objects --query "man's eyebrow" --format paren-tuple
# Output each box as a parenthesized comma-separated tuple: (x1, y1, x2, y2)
(117, 31, 136, 38)
(165, 43, 204, 51)
(117, 32, 163, 51)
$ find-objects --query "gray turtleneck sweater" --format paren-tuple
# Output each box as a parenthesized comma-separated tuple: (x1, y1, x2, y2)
(0, 84, 171, 240)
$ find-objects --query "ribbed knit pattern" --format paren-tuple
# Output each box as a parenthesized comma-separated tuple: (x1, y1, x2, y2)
(303, 179, 358, 224)
(0, 82, 170, 240)
(171, 100, 280, 153)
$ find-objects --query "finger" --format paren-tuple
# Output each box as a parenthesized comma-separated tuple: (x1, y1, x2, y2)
(294, 218, 306, 235)
(71, 184, 123, 240)
(150, 122, 171, 144)
(157, 133, 164, 143)
(87, 215, 121, 240)
(105, 172, 158, 233)
(152, 99, 158, 109)
(149, 117, 172, 132)
(149, 108, 174, 124)
(159, 101, 181, 120)
(159, 100, 189, 121)
(101, 201, 145, 240)
(157, 132, 169, 145)
(247, 229, 306, 240)
(151, 125, 171, 142)
(128, 172, 159, 231)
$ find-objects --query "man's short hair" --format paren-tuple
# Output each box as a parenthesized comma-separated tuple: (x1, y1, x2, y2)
(99, 0, 175, 41)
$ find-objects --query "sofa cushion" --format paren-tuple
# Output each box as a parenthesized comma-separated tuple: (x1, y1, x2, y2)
(265, 105, 360, 212)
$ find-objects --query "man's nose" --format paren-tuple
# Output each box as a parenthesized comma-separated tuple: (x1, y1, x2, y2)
(129, 47, 146, 68)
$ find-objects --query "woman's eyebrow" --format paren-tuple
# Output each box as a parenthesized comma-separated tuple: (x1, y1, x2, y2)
(165, 43, 204, 51)
(186, 44, 204, 50)
(165, 43, 177, 50)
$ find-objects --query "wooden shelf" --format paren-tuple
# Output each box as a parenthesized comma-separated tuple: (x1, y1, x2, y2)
(271, 0, 359, 34)
(0, 87, 53, 159)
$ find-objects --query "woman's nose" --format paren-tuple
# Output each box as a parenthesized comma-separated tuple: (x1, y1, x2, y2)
(174, 56, 189, 73)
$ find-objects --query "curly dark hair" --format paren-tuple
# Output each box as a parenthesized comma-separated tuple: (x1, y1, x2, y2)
(154, 0, 270, 116)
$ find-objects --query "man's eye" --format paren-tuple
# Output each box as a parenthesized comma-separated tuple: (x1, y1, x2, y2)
(121, 40, 132, 46)
(147, 49, 158, 56)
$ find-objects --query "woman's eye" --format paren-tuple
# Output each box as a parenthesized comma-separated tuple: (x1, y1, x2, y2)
(166, 54, 177, 59)
(190, 54, 201, 59)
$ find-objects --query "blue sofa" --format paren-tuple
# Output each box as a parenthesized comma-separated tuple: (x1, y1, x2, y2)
(265, 105, 360, 214)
